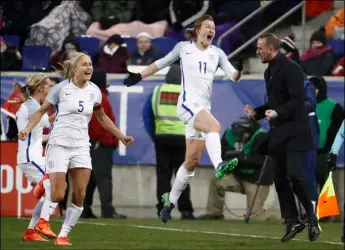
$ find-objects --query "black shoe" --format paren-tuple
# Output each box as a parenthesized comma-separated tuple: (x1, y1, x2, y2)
(341, 231, 344, 243)
(281, 221, 306, 243)
(180, 211, 195, 220)
(103, 212, 127, 219)
(300, 214, 308, 226)
(80, 211, 97, 219)
(196, 214, 224, 220)
(308, 219, 320, 242)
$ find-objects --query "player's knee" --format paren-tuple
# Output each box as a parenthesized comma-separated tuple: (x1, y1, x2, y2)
(209, 120, 221, 133)
(50, 190, 65, 203)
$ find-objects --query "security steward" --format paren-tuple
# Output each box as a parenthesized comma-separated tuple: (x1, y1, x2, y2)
(149, 64, 195, 219)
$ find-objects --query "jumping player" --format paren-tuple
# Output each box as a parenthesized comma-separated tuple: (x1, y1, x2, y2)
(123, 15, 243, 223)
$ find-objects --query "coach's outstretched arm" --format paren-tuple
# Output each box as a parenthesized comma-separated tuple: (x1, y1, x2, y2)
(18, 100, 53, 141)
(123, 42, 183, 87)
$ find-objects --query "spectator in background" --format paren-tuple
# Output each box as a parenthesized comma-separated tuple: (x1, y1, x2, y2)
(280, 34, 300, 64)
(324, 8, 344, 40)
(1, 36, 22, 71)
(82, 70, 126, 219)
(331, 57, 344, 76)
(91, 1, 136, 29)
(51, 35, 81, 71)
(300, 30, 336, 76)
(95, 34, 128, 73)
(129, 32, 161, 66)
(144, 65, 195, 220)
(197, 117, 275, 221)
(309, 76, 344, 195)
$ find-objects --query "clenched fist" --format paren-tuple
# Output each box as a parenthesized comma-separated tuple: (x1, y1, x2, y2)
(18, 128, 30, 141)
(121, 136, 135, 147)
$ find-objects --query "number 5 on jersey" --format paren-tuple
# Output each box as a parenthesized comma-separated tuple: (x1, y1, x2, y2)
(78, 101, 84, 112)
(198, 61, 207, 74)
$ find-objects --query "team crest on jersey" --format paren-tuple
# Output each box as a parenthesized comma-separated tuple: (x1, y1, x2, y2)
(89, 93, 95, 101)
(209, 54, 214, 60)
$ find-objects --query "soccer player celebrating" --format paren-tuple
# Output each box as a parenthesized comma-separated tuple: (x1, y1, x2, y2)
(123, 15, 243, 223)
(18, 52, 134, 246)
(15, 74, 57, 241)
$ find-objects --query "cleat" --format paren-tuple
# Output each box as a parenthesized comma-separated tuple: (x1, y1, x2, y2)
(33, 174, 49, 199)
(54, 237, 72, 246)
(23, 229, 48, 241)
(34, 218, 57, 238)
(308, 219, 320, 242)
(216, 158, 238, 179)
(160, 193, 175, 224)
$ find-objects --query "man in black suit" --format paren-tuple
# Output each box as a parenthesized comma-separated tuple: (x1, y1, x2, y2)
(244, 33, 319, 243)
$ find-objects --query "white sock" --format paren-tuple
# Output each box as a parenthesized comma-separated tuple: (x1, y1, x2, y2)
(28, 198, 44, 229)
(206, 132, 223, 169)
(58, 203, 83, 238)
(40, 179, 58, 221)
(169, 165, 194, 205)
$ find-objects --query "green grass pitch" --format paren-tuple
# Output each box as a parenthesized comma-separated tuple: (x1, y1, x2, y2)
(1, 217, 344, 249)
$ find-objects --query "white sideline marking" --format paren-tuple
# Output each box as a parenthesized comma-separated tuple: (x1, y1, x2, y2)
(17, 218, 343, 246)
(76, 220, 344, 246)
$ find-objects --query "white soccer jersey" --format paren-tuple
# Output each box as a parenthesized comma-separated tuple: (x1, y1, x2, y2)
(46, 79, 102, 147)
(16, 97, 50, 165)
(155, 41, 238, 110)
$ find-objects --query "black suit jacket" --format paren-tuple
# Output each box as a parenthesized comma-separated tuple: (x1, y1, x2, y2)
(254, 53, 314, 152)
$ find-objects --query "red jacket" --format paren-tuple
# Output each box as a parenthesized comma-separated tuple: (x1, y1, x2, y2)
(89, 89, 119, 148)
(96, 46, 128, 73)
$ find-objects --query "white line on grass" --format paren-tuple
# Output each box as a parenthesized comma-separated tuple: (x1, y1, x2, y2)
(17, 218, 343, 246)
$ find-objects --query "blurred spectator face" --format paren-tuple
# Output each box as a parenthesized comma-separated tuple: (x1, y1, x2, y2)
(310, 40, 324, 49)
(64, 43, 77, 54)
(137, 36, 151, 52)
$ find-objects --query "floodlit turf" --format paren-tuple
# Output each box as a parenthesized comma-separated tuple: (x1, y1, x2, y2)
(1, 217, 344, 249)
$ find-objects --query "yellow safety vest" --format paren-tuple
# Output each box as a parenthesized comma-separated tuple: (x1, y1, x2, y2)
(151, 83, 185, 135)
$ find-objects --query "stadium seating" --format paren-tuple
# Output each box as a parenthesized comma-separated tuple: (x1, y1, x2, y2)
(328, 39, 345, 58)
(3, 35, 20, 49)
(152, 37, 178, 56)
(22, 45, 52, 71)
(77, 36, 101, 60)
(123, 37, 137, 53)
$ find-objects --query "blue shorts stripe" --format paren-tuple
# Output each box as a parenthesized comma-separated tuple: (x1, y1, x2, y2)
(31, 161, 45, 175)
(182, 103, 194, 117)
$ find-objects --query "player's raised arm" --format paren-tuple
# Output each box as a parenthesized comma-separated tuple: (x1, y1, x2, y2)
(218, 48, 243, 82)
(123, 42, 184, 87)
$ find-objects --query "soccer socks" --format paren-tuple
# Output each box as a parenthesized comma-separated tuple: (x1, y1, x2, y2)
(28, 198, 44, 229)
(40, 179, 58, 221)
(206, 132, 223, 169)
(58, 203, 83, 238)
(169, 165, 194, 205)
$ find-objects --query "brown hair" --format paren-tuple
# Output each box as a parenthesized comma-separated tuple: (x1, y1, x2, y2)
(55, 52, 88, 79)
(258, 33, 281, 51)
(184, 15, 214, 40)
(12, 74, 49, 103)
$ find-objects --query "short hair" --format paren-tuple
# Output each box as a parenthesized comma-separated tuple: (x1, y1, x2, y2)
(258, 33, 281, 51)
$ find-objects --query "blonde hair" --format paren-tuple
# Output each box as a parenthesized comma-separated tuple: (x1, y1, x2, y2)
(12, 74, 49, 103)
(55, 52, 88, 79)
(184, 15, 214, 40)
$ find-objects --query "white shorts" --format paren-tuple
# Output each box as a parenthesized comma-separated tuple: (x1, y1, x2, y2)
(177, 100, 209, 140)
(18, 161, 45, 184)
(45, 144, 92, 174)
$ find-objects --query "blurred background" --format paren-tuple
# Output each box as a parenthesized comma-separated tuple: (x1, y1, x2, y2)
(0, 0, 344, 223)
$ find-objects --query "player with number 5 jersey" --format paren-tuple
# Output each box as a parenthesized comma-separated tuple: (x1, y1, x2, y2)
(18, 52, 134, 246)
(123, 15, 244, 224)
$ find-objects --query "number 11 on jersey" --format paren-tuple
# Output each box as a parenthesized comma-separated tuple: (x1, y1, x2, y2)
(198, 61, 207, 74)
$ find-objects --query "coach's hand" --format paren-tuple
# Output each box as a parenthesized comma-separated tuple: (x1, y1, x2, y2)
(244, 104, 256, 117)
(121, 136, 135, 147)
(18, 128, 30, 141)
(123, 71, 142, 87)
(327, 153, 337, 172)
(265, 110, 277, 120)
(234, 57, 244, 72)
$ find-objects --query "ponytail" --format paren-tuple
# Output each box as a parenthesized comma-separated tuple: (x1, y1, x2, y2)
(185, 28, 197, 40)
(11, 80, 30, 103)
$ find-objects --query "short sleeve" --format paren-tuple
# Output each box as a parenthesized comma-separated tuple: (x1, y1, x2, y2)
(46, 83, 62, 105)
(154, 42, 186, 70)
(94, 85, 102, 106)
(15, 105, 29, 131)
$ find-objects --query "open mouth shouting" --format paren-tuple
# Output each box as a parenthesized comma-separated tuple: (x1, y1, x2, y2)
(207, 34, 214, 42)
